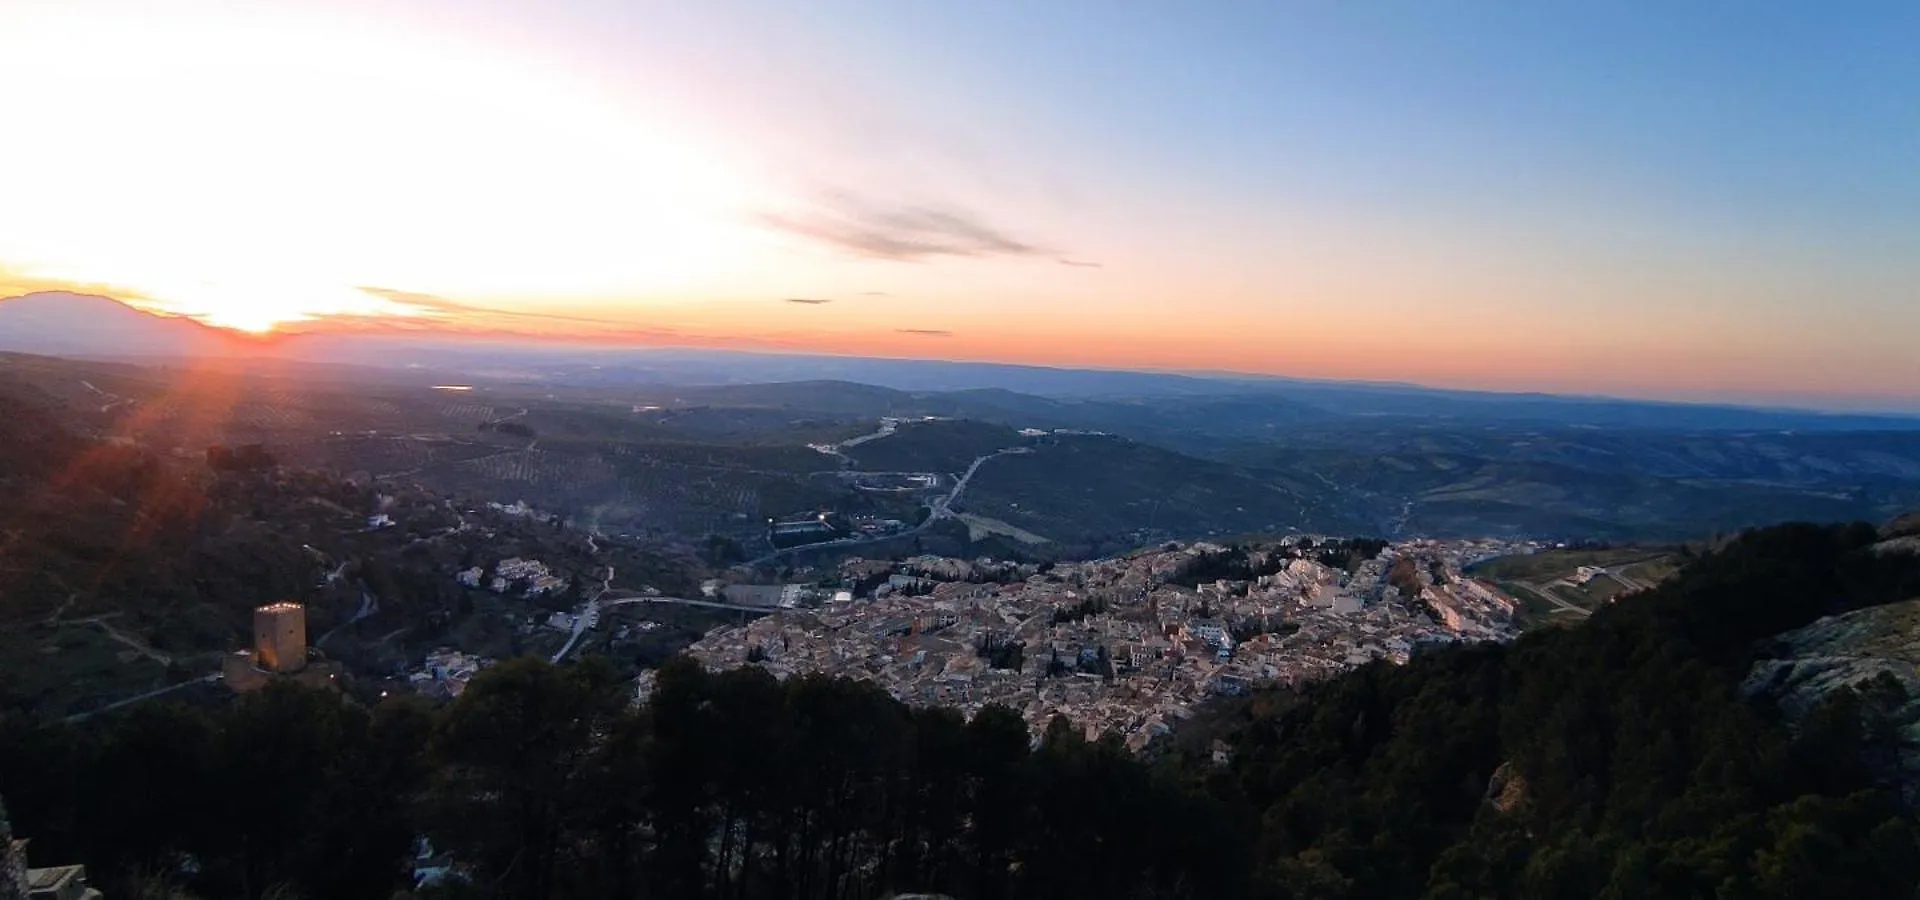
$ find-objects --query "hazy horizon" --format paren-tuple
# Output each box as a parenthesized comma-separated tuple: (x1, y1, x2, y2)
(3, 1, 1916, 411)
(4, 289, 1919, 417)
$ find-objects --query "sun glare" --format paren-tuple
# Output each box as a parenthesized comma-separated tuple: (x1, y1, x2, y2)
(194, 300, 318, 334)
(0, 5, 758, 334)
(19, 259, 437, 335)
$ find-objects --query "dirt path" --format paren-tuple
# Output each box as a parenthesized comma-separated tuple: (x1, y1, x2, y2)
(73, 613, 174, 665)
(65, 674, 221, 724)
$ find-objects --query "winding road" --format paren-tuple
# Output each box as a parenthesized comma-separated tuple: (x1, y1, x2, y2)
(316, 589, 379, 649)
(744, 445, 1030, 567)
(551, 564, 615, 663)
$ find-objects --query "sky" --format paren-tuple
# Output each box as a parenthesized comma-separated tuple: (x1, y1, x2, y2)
(1, 0, 1917, 410)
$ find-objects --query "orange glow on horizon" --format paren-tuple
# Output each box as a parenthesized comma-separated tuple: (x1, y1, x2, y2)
(1, 2, 1915, 415)
(1, 273, 1917, 412)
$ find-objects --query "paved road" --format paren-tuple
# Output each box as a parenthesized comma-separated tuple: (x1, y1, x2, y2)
(316, 589, 379, 649)
(551, 565, 614, 663)
(1520, 556, 1666, 617)
(1600, 562, 1657, 593)
(807, 419, 901, 470)
(744, 445, 1029, 567)
(601, 594, 784, 614)
(78, 614, 174, 666)
(1530, 585, 1593, 617)
(934, 447, 1028, 517)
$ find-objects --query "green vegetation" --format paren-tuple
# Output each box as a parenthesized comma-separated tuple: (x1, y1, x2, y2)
(1466, 546, 1664, 580)
(0, 624, 172, 716)
(844, 419, 1024, 474)
(1472, 546, 1683, 626)
(0, 520, 1914, 898)
(0, 394, 705, 717)
(1177, 520, 1920, 897)
(1230, 425, 1920, 542)
(966, 435, 1355, 557)
(10, 352, 1919, 553)
(1620, 556, 1685, 586)
(1552, 571, 1631, 607)
(0, 661, 1243, 899)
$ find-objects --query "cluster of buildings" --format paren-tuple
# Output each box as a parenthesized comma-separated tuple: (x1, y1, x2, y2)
(405, 647, 492, 700)
(486, 500, 540, 519)
(458, 557, 569, 595)
(653, 538, 1531, 751)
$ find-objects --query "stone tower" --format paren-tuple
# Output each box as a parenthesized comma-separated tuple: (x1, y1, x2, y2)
(253, 602, 307, 673)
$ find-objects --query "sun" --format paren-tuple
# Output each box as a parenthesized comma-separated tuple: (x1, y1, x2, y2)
(177, 281, 449, 334)
(93, 270, 435, 335)
(195, 304, 300, 334)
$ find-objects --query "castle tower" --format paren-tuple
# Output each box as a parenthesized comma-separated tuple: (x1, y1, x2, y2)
(253, 602, 307, 673)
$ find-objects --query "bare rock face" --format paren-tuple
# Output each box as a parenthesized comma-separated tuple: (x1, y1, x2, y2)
(1883, 512, 1920, 540)
(1745, 599, 1920, 802)
(1484, 760, 1529, 815)
(1873, 535, 1920, 557)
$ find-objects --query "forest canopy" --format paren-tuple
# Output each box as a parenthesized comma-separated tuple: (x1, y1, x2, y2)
(0, 520, 1915, 899)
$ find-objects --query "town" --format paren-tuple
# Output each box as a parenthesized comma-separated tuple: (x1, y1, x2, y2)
(646, 536, 1536, 750)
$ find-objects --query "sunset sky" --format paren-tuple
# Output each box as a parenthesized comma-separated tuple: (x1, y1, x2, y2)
(2, 1, 1916, 409)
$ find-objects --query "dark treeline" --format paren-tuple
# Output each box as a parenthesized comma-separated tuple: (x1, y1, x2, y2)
(2, 521, 1918, 898)
(1207, 520, 1920, 897)
(0, 658, 1243, 900)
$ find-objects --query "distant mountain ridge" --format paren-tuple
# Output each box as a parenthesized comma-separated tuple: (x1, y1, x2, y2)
(0, 291, 262, 357)
(4, 289, 1917, 431)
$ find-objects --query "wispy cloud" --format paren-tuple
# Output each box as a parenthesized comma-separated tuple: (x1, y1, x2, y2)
(0, 264, 154, 302)
(355, 287, 624, 327)
(1057, 258, 1104, 268)
(896, 328, 952, 337)
(760, 193, 1044, 262)
(783, 297, 835, 305)
(355, 286, 468, 313)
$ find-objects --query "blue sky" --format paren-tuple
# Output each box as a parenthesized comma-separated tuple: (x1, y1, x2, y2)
(1, 0, 1915, 408)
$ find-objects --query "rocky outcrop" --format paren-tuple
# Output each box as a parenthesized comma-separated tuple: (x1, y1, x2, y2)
(1483, 760, 1529, 815)
(1745, 599, 1920, 802)
(1883, 512, 1920, 540)
(1873, 535, 1920, 557)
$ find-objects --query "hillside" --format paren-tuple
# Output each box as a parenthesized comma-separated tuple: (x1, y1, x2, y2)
(1230, 424, 1920, 539)
(0, 385, 706, 716)
(1745, 595, 1920, 804)
(1, 519, 1916, 898)
(841, 418, 1026, 474)
(0, 355, 1359, 556)
(964, 433, 1355, 555)
(1171, 519, 1920, 897)
(3, 350, 1917, 553)
(0, 292, 260, 358)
